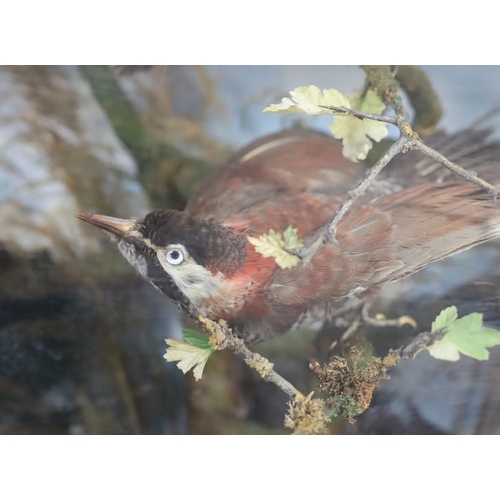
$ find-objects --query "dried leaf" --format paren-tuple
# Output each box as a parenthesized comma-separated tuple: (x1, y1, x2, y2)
(247, 226, 304, 269)
(164, 331, 214, 380)
(263, 85, 388, 163)
(263, 85, 351, 115)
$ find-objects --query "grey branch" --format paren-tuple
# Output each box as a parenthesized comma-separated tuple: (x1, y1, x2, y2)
(323, 135, 409, 245)
(409, 139, 500, 201)
(389, 328, 445, 361)
(199, 316, 300, 398)
(319, 104, 398, 124)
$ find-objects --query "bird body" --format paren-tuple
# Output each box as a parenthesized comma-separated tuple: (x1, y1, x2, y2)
(77, 128, 500, 342)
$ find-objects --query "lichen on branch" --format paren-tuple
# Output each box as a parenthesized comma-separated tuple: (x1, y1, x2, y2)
(310, 347, 389, 424)
(284, 392, 330, 435)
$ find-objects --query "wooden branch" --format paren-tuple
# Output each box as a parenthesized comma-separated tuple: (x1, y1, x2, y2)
(360, 65, 404, 116)
(197, 317, 446, 430)
(385, 328, 445, 364)
(322, 135, 409, 245)
(409, 139, 500, 201)
(319, 104, 398, 124)
(198, 316, 300, 398)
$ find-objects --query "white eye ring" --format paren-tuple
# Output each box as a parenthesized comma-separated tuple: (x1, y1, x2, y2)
(166, 249, 184, 265)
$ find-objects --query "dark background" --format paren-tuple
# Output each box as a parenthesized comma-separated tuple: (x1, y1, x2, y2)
(1, 65, 500, 434)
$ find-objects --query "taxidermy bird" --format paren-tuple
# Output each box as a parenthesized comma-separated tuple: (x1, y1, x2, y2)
(76, 128, 500, 343)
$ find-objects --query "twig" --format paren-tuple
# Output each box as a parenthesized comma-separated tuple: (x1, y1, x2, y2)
(385, 328, 445, 363)
(197, 317, 445, 430)
(322, 135, 409, 245)
(339, 315, 361, 343)
(312, 326, 447, 424)
(319, 104, 398, 124)
(301, 129, 414, 259)
(305, 138, 406, 255)
(198, 316, 333, 433)
(408, 139, 500, 201)
(198, 316, 300, 398)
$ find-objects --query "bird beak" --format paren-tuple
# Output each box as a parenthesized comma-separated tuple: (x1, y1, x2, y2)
(75, 213, 135, 238)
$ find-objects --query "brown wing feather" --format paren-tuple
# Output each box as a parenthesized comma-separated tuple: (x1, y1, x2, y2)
(186, 129, 362, 220)
(222, 192, 342, 236)
(370, 182, 500, 282)
(266, 182, 500, 308)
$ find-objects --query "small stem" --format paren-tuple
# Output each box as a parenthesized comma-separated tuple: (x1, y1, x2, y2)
(340, 315, 361, 343)
(322, 135, 409, 244)
(388, 328, 445, 362)
(199, 316, 301, 398)
(235, 342, 300, 398)
(410, 139, 500, 201)
(319, 105, 398, 124)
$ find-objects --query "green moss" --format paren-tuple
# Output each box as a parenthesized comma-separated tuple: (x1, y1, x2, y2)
(329, 394, 363, 422)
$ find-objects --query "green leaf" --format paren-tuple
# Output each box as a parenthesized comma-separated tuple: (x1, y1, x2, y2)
(449, 312, 483, 332)
(445, 314, 497, 361)
(329, 90, 389, 162)
(475, 327, 500, 347)
(427, 308, 500, 362)
(431, 305, 458, 331)
(182, 329, 212, 349)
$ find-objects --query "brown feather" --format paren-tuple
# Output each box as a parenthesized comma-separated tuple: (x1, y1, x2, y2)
(266, 182, 500, 312)
(186, 129, 362, 220)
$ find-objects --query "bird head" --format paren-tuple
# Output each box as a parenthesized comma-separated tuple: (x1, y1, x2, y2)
(75, 210, 248, 315)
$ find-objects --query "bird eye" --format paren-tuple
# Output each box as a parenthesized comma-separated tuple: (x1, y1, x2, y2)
(166, 249, 184, 265)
